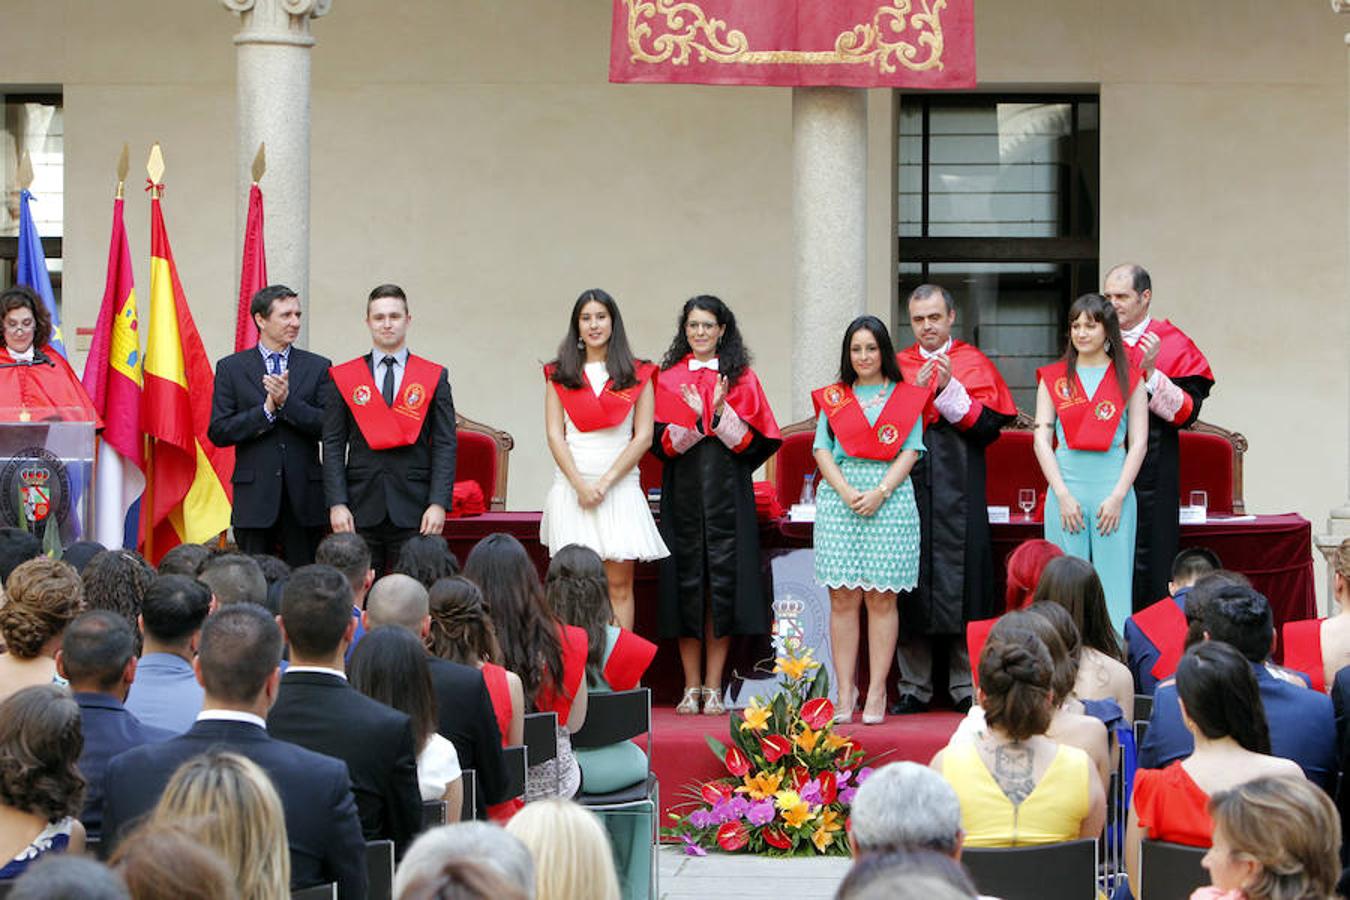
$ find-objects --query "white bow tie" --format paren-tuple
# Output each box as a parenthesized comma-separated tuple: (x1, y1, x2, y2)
(688, 358, 720, 372)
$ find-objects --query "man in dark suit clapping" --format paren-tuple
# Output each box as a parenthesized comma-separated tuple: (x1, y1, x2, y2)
(322, 283, 456, 574)
(208, 284, 331, 567)
(102, 604, 368, 898)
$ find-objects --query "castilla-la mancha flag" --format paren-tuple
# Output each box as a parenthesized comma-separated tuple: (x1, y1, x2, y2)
(610, 0, 976, 88)
(141, 192, 233, 563)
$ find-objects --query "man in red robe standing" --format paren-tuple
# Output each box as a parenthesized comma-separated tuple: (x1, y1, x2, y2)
(1103, 263, 1215, 610)
(892, 284, 1017, 713)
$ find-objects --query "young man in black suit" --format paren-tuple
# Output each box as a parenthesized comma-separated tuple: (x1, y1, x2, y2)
(267, 564, 424, 854)
(322, 283, 456, 574)
(208, 284, 331, 567)
(101, 604, 368, 899)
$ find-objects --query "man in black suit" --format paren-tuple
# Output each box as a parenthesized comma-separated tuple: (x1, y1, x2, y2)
(365, 574, 507, 814)
(208, 284, 331, 567)
(102, 604, 367, 898)
(267, 564, 423, 855)
(56, 611, 173, 838)
(322, 283, 456, 574)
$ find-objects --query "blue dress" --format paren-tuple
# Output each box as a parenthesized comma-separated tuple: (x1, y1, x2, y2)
(813, 382, 924, 593)
(0, 818, 75, 881)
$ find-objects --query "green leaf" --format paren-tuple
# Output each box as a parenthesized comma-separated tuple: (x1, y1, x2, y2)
(42, 515, 60, 559)
(705, 734, 728, 759)
(807, 663, 829, 700)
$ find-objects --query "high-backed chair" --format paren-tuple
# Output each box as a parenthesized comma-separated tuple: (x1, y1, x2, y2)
(764, 417, 819, 509)
(961, 839, 1098, 900)
(1139, 839, 1208, 899)
(364, 840, 395, 900)
(454, 412, 514, 511)
(523, 711, 559, 798)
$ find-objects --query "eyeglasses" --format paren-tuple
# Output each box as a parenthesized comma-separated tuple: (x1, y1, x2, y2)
(3, 320, 34, 333)
(686, 321, 719, 333)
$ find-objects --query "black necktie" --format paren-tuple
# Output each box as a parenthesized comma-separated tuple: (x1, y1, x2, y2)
(381, 355, 396, 406)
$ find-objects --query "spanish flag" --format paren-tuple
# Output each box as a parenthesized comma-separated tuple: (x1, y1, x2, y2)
(141, 192, 233, 563)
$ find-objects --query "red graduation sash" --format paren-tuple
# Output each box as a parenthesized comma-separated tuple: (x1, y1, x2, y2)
(1281, 619, 1325, 693)
(653, 356, 781, 440)
(1036, 360, 1140, 452)
(330, 354, 443, 450)
(966, 617, 997, 690)
(545, 362, 656, 432)
(896, 340, 1017, 420)
(1133, 596, 1188, 681)
(1125, 319, 1214, 382)
(811, 381, 928, 461)
(535, 623, 589, 719)
(601, 628, 657, 692)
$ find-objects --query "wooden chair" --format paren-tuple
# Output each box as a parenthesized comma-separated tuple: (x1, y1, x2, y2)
(961, 839, 1098, 900)
(454, 412, 514, 511)
(365, 840, 396, 900)
(523, 711, 559, 797)
(291, 884, 337, 900)
(1140, 839, 1208, 899)
(763, 417, 819, 508)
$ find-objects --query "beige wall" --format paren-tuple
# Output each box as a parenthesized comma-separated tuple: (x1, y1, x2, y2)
(4, 1, 1347, 600)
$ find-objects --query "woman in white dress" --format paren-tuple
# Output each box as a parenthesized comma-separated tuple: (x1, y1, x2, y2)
(540, 289, 668, 629)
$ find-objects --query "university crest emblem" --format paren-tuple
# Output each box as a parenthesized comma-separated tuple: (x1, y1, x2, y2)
(352, 385, 371, 406)
(1054, 377, 1074, 402)
(0, 447, 71, 532)
(823, 385, 845, 408)
(876, 423, 900, 445)
(403, 383, 425, 411)
(1094, 400, 1116, 421)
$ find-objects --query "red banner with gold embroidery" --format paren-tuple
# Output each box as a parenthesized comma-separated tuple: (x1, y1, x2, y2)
(610, 0, 975, 88)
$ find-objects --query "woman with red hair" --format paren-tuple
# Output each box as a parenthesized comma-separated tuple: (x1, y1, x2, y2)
(966, 539, 1065, 688)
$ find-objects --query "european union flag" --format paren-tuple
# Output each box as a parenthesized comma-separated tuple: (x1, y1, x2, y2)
(16, 189, 67, 359)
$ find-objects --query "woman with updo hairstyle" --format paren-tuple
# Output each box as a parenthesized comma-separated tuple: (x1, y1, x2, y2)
(1192, 775, 1338, 900)
(1126, 641, 1303, 894)
(0, 557, 84, 701)
(427, 575, 523, 747)
(1031, 554, 1134, 720)
(0, 685, 87, 879)
(931, 627, 1105, 847)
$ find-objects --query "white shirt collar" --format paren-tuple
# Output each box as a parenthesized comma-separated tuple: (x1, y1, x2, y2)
(285, 665, 348, 681)
(918, 337, 952, 360)
(9, 346, 34, 362)
(1120, 316, 1152, 346)
(688, 357, 719, 372)
(196, 709, 267, 729)
(371, 347, 409, 366)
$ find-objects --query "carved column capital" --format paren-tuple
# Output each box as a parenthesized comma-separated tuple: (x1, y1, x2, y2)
(1334, 0, 1350, 13)
(221, 0, 331, 47)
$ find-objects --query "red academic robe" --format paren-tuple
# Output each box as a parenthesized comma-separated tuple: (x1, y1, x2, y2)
(0, 346, 101, 426)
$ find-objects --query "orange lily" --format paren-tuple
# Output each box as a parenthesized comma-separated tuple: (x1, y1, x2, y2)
(794, 725, 820, 753)
(812, 808, 843, 852)
(738, 769, 784, 800)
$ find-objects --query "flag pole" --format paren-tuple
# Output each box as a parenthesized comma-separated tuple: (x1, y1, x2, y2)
(142, 143, 165, 562)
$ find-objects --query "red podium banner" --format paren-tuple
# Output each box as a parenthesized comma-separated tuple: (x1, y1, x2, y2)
(610, 0, 975, 89)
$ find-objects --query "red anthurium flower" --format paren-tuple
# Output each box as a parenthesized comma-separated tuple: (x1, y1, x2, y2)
(789, 765, 810, 791)
(717, 821, 749, 852)
(760, 734, 792, 763)
(762, 826, 792, 850)
(724, 746, 751, 777)
(800, 697, 835, 730)
(818, 771, 838, 804)
(701, 781, 732, 806)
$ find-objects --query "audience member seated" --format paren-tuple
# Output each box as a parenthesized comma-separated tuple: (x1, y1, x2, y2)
(155, 542, 211, 577)
(80, 549, 155, 651)
(505, 799, 620, 900)
(397, 858, 526, 900)
(55, 611, 172, 837)
(267, 565, 423, 855)
(60, 540, 107, 575)
(428, 575, 524, 747)
(315, 532, 376, 661)
(349, 625, 464, 813)
(394, 534, 461, 589)
(394, 822, 536, 900)
(197, 553, 268, 609)
(1191, 776, 1339, 900)
(124, 574, 211, 733)
(0, 527, 41, 589)
(848, 761, 964, 858)
(1286, 537, 1350, 694)
(1126, 641, 1303, 892)
(1125, 548, 1221, 696)
(0, 558, 84, 702)
(0, 685, 87, 880)
(102, 603, 367, 898)
(252, 553, 292, 618)
(7, 855, 129, 900)
(931, 627, 1106, 847)
(144, 751, 289, 899)
(366, 574, 508, 815)
(1138, 583, 1337, 791)
(109, 823, 238, 900)
(967, 538, 1064, 683)
(465, 534, 588, 801)
(1032, 556, 1134, 721)
(835, 848, 979, 900)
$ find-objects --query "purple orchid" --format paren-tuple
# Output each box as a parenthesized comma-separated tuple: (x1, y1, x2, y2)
(799, 780, 822, 807)
(856, 767, 875, 785)
(689, 808, 715, 829)
(839, 786, 858, 805)
(746, 799, 776, 826)
(681, 834, 707, 857)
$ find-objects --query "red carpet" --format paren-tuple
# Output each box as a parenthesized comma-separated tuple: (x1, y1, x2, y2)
(648, 707, 963, 828)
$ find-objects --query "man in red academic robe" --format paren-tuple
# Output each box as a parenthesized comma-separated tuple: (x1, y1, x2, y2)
(321, 284, 456, 574)
(892, 284, 1017, 714)
(1103, 263, 1216, 609)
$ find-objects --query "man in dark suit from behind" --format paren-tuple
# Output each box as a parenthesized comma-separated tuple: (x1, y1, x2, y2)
(364, 574, 507, 814)
(267, 564, 422, 855)
(102, 603, 367, 898)
(56, 611, 173, 838)
(197, 552, 269, 609)
(315, 531, 376, 663)
(208, 284, 331, 567)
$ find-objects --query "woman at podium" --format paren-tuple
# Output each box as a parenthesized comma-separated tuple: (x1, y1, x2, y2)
(0, 287, 99, 424)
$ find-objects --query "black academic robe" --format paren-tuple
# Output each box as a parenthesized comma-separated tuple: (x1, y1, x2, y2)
(652, 421, 780, 640)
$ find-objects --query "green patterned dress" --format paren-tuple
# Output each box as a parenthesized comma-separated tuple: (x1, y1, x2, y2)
(813, 381, 924, 592)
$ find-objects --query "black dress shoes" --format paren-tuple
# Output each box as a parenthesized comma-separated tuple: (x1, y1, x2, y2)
(888, 695, 930, 715)
(952, 696, 974, 714)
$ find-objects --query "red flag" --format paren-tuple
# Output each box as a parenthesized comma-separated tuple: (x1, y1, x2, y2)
(234, 183, 267, 352)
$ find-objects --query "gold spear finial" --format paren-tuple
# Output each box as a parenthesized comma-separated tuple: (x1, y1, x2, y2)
(116, 143, 129, 200)
(251, 142, 266, 184)
(146, 143, 165, 199)
(17, 151, 34, 192)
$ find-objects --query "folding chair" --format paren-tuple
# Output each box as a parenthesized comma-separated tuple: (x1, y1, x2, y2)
(962, 839, 1098, 900)
(501, 745, 527, 805)
(457, 768, 478, 821)
(523, 711, 559, 798)
(571, 688, 659, 900)
(1134, 693, 1152, 722)
(421, 799, 447, 830)
(290, 884, 337, 900)
(1140, 839, 1208, 899)
(365, 839, 395, 900)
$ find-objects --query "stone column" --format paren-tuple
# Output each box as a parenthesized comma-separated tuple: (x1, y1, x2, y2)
(220, 0, 330, 345)
(791, 88, 868, 419)
(1319, 0, 1350, 610)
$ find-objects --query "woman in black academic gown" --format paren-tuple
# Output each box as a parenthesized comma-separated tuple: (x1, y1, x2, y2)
(651, 296, 781, 715)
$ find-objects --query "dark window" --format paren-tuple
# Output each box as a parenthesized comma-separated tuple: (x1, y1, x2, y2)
(2, 92, 64, 301)
(896, 95, 1099, 410)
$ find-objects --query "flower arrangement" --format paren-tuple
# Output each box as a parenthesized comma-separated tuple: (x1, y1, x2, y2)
(665, 643, 873, 856)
